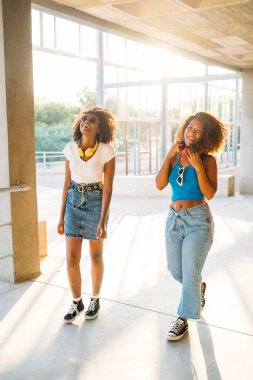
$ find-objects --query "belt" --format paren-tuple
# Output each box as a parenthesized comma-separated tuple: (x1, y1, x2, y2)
(71, 181, 103, 192)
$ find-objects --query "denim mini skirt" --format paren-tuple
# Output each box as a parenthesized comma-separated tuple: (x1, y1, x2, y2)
(65, 181, 108, 240)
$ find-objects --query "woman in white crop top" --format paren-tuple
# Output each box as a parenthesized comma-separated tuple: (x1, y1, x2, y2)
(57, 107, 116, 323)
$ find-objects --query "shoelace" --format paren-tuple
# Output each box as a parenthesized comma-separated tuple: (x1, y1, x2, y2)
(170, 319, 185, 334)
(87, 299, 97, 312)
(68, 302, 78, 315)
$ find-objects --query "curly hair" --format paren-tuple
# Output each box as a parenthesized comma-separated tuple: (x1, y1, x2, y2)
(174, 111, 227, 154)
(72, 107, 117, 144)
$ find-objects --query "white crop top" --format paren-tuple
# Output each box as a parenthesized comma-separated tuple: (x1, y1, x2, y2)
(63, 141, 115, 184)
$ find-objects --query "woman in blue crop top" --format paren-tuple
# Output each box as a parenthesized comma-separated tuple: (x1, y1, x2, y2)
(155, 112, 227, 341)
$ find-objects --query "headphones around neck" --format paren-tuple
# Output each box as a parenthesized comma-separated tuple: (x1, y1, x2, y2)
(78, 140, 98, 158)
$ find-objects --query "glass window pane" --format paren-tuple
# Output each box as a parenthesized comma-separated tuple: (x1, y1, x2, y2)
(56, 18, 79, 54)
(104, 65, 118, 83)
(127, 87, 139, 118)
(43, 13, 54, 49)
(33, 50, 96, 105)
(118, 68, 127, 82)
(208, 66, 234, 75)
(105, 33, 125, 64)
(104, 88, 117, 115)
(125, 39, 136, 66)
(208, 80, 236, 121)
(32, 9, 40, 46)
(80, 25, 97, 58)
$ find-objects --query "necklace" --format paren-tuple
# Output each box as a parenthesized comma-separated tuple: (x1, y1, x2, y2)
(78, 140, 98, 160)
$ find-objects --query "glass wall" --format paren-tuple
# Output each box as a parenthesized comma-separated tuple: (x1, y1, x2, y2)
(32, 7, 240, 173)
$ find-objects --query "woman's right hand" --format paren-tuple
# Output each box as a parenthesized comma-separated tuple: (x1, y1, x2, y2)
(168, 142, 181, 158)
(57, 220, 65, 235)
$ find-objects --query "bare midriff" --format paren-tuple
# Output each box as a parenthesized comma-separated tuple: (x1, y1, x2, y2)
(171, 199, 206, 211)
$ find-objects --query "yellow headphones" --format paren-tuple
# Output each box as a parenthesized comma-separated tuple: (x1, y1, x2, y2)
(78, 140, 98, 159)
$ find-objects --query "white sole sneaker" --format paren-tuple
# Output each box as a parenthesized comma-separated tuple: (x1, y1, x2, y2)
(63, 308, 84, 324)
(85, 311, 100, 320)
(167, 328, 188, 341)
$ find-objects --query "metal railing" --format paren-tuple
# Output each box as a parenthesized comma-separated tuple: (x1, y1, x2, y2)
(0, 184, 31, 194)
(35, 128, 238, 173)
(36, 151, 65, 167)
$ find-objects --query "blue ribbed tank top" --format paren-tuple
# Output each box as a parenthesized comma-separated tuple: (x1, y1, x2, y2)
(169, 160, 204, 201)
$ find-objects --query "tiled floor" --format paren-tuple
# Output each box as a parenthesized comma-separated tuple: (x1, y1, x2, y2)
(0, 173, 253, 380)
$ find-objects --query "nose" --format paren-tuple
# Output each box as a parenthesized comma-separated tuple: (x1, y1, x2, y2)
(188, 129, 198, 136)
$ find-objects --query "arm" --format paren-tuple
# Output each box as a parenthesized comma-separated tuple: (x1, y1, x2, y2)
(188, 152, 217, 200)
(57, 160, 71, 235)
(97, 157, 115, 239)
(155, 144, 180, 190)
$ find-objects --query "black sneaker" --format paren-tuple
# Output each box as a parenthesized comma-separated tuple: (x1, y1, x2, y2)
(201, 282, 206, 310)
(64, 299, 84, 323)
(167, 318, 188, 341)
(85, 298, 100, 320)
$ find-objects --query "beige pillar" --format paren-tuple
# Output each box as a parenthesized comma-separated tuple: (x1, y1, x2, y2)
(1, 0, 40, 281)
(240, 69, 253, 194)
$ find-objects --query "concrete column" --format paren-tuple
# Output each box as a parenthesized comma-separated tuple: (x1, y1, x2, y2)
(240, 70, 253, 194)
(1, 0, 40, 281)
(0, 0, 13, 282)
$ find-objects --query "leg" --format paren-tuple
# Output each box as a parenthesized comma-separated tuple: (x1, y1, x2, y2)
(177, 229, 212, 319)
(66, 237, 83, 299)
(85, 239, 104, 320)
(165, 215, 184, 283)
(89, 239, 104, 296)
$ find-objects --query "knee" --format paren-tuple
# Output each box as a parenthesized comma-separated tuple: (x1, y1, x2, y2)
(168, 264, 182, 283)
(90, 251, 103, 263)
(67, 251, 79, 267)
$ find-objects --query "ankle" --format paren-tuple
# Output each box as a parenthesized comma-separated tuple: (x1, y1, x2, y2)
(73, 296, 82, 303)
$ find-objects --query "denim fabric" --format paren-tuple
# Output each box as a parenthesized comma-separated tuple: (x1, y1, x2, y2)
(65, 182, 108, 240)
(165, 203, 214, 319)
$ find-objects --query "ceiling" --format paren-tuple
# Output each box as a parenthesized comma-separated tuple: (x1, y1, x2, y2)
(38, 0, 253, 71)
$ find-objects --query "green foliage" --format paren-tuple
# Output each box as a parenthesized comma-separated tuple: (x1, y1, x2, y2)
(77, 86, 97, 109)
(34, 98, 78, 151)
(35, 123, 72, 151)
(34, 99, 79, 126)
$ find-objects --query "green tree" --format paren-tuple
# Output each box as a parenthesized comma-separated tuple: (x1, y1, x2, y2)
(34, 98, 79, 126)
(77, 86, 97, 108)
(34, 98, 79, 152)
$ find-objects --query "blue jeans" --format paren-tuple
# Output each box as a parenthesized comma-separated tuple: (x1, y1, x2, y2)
(165, 203, 214, 319)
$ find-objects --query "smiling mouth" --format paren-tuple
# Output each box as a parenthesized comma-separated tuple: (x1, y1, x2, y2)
(81, 124, 91, 130)
(186, 136, 195, 143)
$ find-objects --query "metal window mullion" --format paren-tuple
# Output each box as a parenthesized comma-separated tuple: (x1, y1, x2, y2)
(161, 77, 168, 160)
(53, 15, 57, 49)
(97, 30, 104, 107)
(125, 121, 128, 176)
(79, 24, 82, 56)
(39, 11, 43, 46)
(204, 65, 208, 111)
(148, 123, 151, 174)
(134, 123, 137, 176)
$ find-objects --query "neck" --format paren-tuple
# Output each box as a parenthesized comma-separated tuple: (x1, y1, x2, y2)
(80, 137, 97, 148)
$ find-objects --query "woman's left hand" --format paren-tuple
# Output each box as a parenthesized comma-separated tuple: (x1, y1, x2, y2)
(97, 221, 107, 239)
(187, 150, 203, 171)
